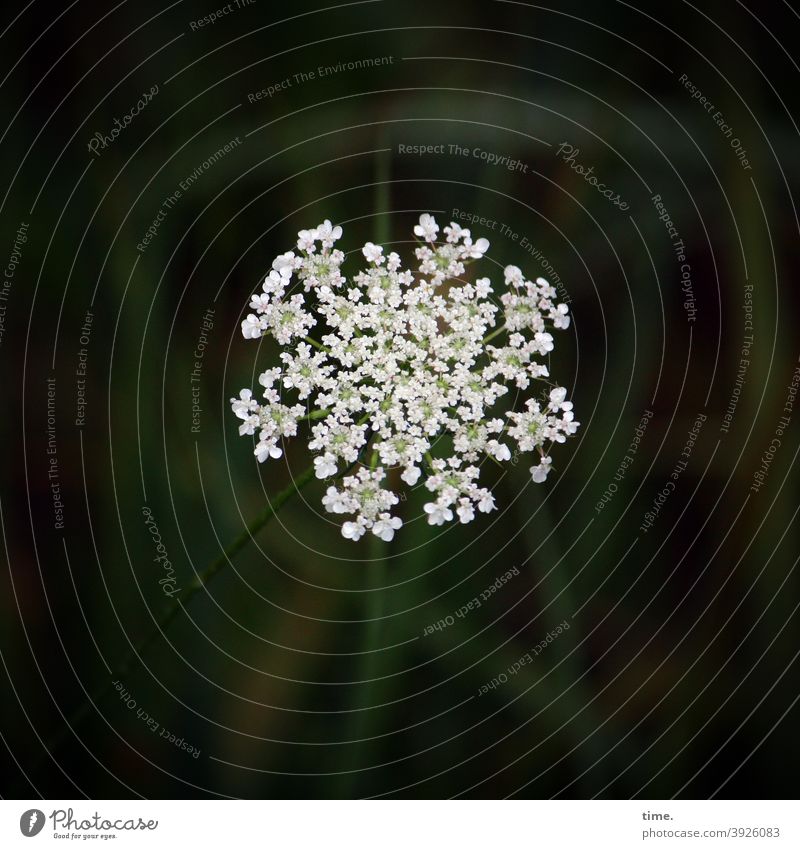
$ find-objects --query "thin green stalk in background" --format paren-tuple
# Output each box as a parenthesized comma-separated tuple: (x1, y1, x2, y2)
(338, 147, 392, 797)
(515, 475, 620, 792)
(28, 464, 316, 780)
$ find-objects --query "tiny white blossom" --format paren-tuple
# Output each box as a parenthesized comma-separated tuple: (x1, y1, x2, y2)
(531, 456, 553, 483)
(466, 237, 490, 258)
(322, 485, 349, 513)
(456, 499, 475, 524)
(297, 228, 317, 252)
(413, 213, 439, 242)
(373, 513, 402, 541)
(477, 491, 496, 513)
(549, 387, 568, 409)
(424, 501, 454, 526)
(241, 314, 263, 339)
(401, 465, 421, 485)
(342, 520, 366, 541)
(255, 440, 283, 461)
(273, 251, 298, 279)
(231, 389, 256, 420)
(314, 453, 338, 479)
(362, 242, 384, 264)
(316, 219, 342, 249)
(487, 440, 512, 462)
(552, 302, 571, 329)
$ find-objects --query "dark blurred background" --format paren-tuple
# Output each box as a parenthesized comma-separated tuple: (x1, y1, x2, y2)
(1, 0, 799, 799)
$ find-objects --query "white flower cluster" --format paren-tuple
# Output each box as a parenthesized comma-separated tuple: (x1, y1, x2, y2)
(231, 214, 579, 542)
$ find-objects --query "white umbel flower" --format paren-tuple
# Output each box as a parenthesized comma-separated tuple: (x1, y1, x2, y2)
(231, 214, 579, 541)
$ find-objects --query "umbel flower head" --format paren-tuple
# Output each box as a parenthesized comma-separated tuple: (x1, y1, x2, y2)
(231, 214, 579, 542)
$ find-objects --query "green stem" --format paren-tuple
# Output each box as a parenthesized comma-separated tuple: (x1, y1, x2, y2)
(375, 145, 390, 246)
(28, 465, 316, 780)
(340, 532, 388, 797)
(482, 323, 507, 345)
(306, 407, 332, 421)
(303, 335, 329, 353)
(182, 463, 316, 599)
